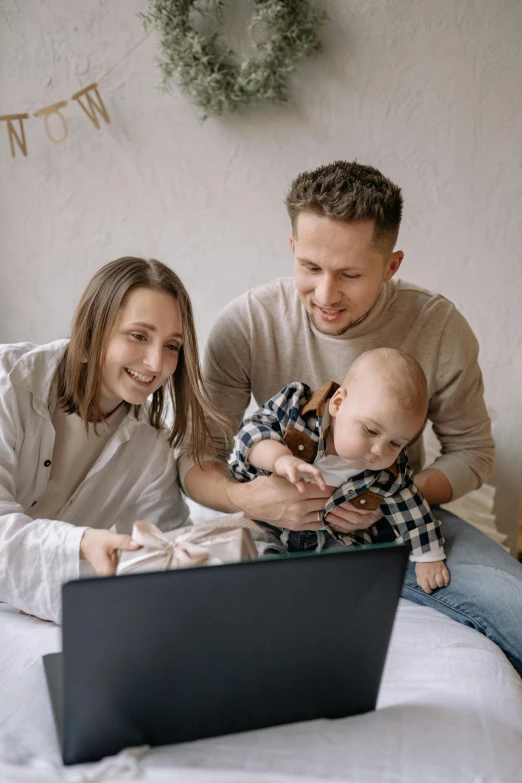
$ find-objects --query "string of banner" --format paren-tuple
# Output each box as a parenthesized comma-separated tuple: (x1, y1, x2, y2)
(0, 29, 153, 159)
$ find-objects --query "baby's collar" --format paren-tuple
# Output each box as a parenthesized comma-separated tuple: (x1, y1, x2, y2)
(301, 381, 339, 418)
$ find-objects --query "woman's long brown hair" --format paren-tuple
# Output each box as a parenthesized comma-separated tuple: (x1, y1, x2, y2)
(58, 257, 229, 461)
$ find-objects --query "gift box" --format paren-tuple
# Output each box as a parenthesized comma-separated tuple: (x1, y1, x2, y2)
(117, 512, 262, 576)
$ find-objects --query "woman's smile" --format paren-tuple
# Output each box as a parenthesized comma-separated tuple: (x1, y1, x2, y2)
(124, 367, 156, 386)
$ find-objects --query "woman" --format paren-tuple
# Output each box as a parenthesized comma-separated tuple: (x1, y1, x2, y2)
(0, 257, 225, 623)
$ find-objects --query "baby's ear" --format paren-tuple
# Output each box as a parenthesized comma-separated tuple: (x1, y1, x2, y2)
(328, 387, 346, 417)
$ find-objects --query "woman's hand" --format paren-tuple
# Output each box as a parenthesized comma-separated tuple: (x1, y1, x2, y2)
(80, 528, 142, 576)
(274, 455, 327, 493)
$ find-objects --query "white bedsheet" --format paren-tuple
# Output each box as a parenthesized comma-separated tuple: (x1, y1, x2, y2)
(1, 600, 521, 783)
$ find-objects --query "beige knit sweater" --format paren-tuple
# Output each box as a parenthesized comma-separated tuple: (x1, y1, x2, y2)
(179, 277, 494, 500)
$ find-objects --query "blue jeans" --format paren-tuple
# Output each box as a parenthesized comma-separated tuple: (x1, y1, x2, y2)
(260, 510, 522, 675)
(400, 508, 522, 676)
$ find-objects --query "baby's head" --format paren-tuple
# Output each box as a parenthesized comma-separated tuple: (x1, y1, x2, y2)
(327, 348, 428, 471)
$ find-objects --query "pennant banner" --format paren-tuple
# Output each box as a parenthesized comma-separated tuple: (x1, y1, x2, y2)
(0, 84, 110, 158)
(0, 31, 152, 159)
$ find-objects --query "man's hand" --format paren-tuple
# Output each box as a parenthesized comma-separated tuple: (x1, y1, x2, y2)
(415, 560, 451, 594)
(228, 474, 382, 533)
(273, 455, 327, 493)
(325, 500, 383, 535)
(228, 473, 333, 531)
(80, 528, 142, 576)
(184, 462, 382, 534)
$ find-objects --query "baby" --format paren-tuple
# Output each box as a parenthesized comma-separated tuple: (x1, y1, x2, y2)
(231, 348, 450, 594)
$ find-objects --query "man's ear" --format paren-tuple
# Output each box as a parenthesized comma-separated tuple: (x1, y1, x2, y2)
(289, 233, 295, 253)
(383, 250, 404, 282)
(329, 387, 347, 418)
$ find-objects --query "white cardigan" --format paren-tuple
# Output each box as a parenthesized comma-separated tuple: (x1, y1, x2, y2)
(0, 340, 190, 622)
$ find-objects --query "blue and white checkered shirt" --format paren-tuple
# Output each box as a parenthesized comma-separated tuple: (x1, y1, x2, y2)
(230, 382, 445, 559)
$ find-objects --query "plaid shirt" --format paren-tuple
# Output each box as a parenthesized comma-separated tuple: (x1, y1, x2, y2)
(230, 382, 445, 559)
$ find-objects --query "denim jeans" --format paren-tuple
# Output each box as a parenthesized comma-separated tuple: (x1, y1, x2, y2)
(259, 509, 522, 675)
(400, 508, 522, 676)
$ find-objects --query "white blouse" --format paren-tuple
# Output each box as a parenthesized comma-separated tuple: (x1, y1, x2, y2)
(0, 340, 190, 623)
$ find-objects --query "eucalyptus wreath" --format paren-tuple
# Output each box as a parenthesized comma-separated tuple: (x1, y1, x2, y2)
(142, 0, 326, 117)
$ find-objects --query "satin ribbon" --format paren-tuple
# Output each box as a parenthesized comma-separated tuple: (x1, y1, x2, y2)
(117, 513, 263, 575)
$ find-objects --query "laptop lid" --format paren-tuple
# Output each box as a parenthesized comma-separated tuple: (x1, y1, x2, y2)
(51, 544, 408, 764)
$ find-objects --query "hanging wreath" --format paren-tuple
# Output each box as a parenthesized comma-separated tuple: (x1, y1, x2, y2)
(142, 0, 327, 117)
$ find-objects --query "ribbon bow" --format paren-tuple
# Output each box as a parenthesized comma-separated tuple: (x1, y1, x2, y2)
(117, 513, 263, 575)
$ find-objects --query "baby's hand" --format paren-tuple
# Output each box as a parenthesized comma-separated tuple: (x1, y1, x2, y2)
(273, 455, 327, 494)
(415, 560, 451, 594)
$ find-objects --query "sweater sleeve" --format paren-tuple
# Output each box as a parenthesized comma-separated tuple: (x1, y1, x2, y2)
(425, 307, 494, 499)
(177, 297, 254, 492)
(0, 384, 86, 624)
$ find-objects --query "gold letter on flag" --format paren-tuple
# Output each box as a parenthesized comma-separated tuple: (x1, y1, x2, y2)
(0, 113, 29, 157)
(33, 101, 69, 144)
(71, 83, 110, 129)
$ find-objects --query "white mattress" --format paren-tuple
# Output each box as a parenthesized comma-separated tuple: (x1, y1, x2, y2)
(1, 598, 521, 783)
(1, 478, 518, 782)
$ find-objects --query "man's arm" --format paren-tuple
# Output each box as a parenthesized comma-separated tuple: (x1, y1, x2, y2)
(183, 460, 241, 513)
(414, 467, 453, 505)
(183, 460, 332, 529)
(424, 307, 495, 500)
(176, 306, 328, 526)
(178, 298, 382, 531)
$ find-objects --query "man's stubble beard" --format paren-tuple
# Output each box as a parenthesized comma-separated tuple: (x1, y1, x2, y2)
(305, 278, 388, 336)
(307, 307, 372, 337)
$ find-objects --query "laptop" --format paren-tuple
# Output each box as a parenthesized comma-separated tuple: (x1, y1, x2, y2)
(44, 544, 408, 765)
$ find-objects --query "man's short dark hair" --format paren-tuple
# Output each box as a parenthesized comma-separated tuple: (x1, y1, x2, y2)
(285, 161, 403, 253)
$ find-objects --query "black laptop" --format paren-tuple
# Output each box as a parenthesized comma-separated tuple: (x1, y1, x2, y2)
(44, 544, 408, 765)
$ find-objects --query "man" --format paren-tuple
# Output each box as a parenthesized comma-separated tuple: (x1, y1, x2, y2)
(179, 161, 522, 674)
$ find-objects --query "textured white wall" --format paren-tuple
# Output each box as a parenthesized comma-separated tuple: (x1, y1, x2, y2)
(1, 0, 521, 547)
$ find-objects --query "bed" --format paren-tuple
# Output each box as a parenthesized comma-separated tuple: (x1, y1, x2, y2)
(1, 597, 521, 783)
(1, 431, 521, 782)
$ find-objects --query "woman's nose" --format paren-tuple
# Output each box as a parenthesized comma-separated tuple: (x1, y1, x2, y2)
(143, 345, 163, 373)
